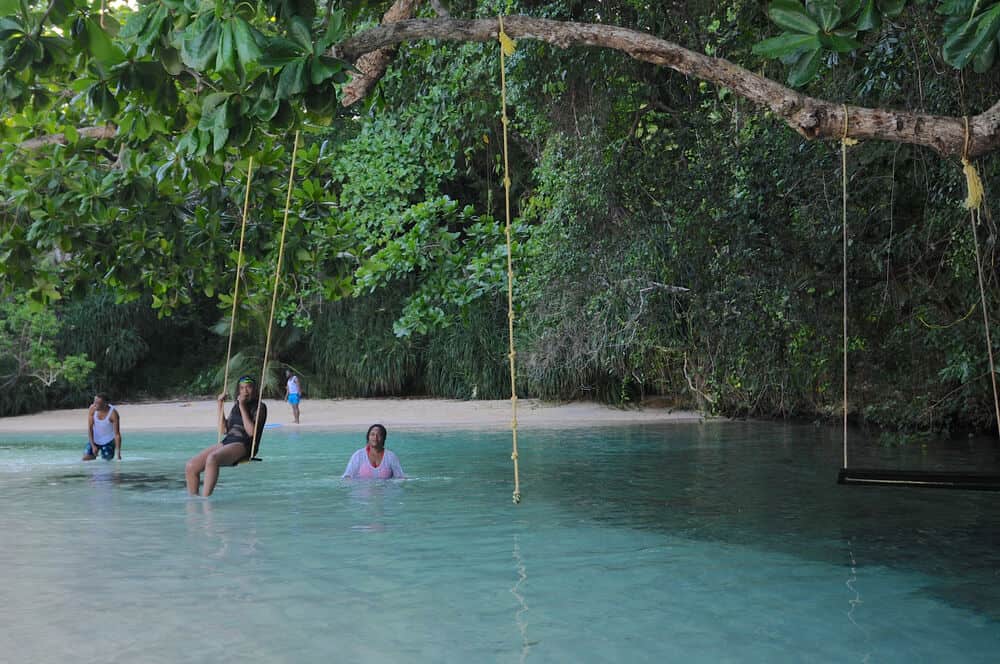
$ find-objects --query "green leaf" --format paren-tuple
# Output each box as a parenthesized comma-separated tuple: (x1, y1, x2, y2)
(251, 96, 279, 121)
(840, 0, 863, 19)
(818, 32, 862, 52)
(973, 36, 997, 71)
(215, 20, 236, 73)
(309, 54, 342, 84)
(857, 0, 881, 30)
(937, 1, 976, 17)
(752, 32, 822, 58)
(232, 17, 262, 65)
(276, 58, 308, 99)
(0, 0, 19, 14)
(85, 18, 125, 65)
(807, 0, 842, 32)
(943, 6, 1000, 69)
(212, 104, 229, 152)
(180, 15, 220, 70)
(768, 0, 821, 34)
(318, 9, 345, 52)
(0, 17, 23, 41)
(160, 45, 182, 75)
(788, 47, 823, 86)
(258, 37, 307, 66)
(287, 15, 313, 52)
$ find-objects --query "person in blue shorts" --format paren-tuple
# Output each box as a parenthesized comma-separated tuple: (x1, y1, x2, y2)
(284, 369, 301, 424)
(83, 393, 122, 461)
(185, 376, 267, 497)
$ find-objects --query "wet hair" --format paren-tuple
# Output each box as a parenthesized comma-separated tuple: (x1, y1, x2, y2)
(367, 424, 387, 445)
(95, 393, 109, 404)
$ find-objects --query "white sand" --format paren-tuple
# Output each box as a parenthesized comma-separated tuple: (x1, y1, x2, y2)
(0, 397, 705, 433)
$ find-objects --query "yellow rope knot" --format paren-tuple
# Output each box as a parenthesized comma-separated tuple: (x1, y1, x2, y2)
(498, 16, 517, 56)
(511, 452, 518, 460)
(962, 157, 984, 211)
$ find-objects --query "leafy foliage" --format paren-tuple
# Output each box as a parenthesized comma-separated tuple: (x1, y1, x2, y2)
(0, 0, 997, 437)
(0, 295, 95, 404)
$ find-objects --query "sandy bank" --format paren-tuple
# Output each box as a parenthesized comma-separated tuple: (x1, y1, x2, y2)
(0, 398, 705, 434)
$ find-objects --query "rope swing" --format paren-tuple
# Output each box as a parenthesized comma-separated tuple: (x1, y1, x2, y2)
(220, 155, 255, 440)
(218, 132, 300, 462)
(250, 129, 301, 459)
(499, 15, 521, 504)
(838, 115, 1000, 489)
(840, 106, 858, 470)
(961, 120, 1000, 441)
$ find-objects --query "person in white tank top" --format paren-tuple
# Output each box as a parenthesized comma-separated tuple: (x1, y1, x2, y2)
(83, 393, 122, 461)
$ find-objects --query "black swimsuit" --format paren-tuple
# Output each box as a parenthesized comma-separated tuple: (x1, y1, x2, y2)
(221, 402, 267, 460)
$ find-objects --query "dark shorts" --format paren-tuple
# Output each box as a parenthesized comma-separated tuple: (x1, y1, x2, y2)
(222, 439, 251, 465)
(84, 440, 115, 460)
(288, 394, 300, 405)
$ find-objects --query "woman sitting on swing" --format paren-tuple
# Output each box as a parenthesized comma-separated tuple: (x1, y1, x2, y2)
(185, 375, 267, 497)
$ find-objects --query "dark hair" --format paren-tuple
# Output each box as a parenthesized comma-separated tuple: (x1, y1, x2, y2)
(367, 424, 387, 442)
(95, 393, 109, 402)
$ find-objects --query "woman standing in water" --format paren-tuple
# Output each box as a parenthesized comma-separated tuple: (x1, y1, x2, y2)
(342, 424, 405, 479)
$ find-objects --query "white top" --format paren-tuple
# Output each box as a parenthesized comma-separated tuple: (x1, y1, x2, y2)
(92, 405, 116, 445)
(287, 375, 300, 395)
(342, 447, 405, 479)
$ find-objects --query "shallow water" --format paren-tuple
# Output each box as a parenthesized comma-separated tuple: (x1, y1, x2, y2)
(0, 421, 998, 663)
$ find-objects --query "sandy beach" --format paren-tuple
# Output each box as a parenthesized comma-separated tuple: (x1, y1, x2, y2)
(0, 397, 705, 434)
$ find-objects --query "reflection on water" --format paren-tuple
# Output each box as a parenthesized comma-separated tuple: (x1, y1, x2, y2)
(0, 423, 998, 663)
(46, 469, 186, 491)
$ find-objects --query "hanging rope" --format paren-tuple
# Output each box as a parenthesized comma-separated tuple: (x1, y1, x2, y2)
(250, 131, 300, 459)
(961, 119, 1000, 439)
(499, 15, 521, 504)
(220, 157, 255, 443)
(841, 106, 857, 469)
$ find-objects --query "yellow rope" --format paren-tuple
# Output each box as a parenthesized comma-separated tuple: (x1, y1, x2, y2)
(841, 105, 856, 469)
(220, 157, 254, 444)
(961, 119, 1000, 439)
(499, 15, 521, 504)
(250, 131, 300, 459)
(916, 302, 977, 330)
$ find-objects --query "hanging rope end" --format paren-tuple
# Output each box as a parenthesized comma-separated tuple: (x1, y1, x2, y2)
(962, 157, 984, 211)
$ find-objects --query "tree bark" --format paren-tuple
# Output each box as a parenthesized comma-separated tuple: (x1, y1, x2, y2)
(340, 0, 422, 107)
(18, 125, 116, 151)
(333, 16, 1000, 158)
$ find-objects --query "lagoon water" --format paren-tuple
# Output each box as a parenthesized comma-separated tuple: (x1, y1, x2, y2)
(1, 421, 998, 663)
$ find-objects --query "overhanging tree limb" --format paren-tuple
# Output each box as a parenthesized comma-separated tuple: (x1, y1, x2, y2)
(340, 0, 421, 107)
(334, 16, 1000, 158)
(17, 125, 116, 151)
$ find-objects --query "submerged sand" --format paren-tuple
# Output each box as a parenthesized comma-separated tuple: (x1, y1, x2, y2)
(0, 397, 705, 434)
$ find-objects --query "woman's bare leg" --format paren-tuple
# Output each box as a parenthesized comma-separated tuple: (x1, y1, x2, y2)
(201, 444, 248, 497)
(185, 444, 221, 495)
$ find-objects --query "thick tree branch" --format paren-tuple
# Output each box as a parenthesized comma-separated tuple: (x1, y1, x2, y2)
(18, 125, 116, 151)
(340, 0, 421, 107)
(334, 16, 998, 157)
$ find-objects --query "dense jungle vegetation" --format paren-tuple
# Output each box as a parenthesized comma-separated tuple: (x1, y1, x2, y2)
(0, 0, 998, 438)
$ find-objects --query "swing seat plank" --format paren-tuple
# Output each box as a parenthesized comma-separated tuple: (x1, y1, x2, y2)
(838, 468, 1000, 490)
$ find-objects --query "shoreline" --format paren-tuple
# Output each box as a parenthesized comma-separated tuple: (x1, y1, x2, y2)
(0, 397, 707, 434)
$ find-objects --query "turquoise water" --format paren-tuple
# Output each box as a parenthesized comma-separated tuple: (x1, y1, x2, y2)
(1, 421, 998, 663)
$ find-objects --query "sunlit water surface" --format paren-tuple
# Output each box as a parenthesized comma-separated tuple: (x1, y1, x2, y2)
(1, 421, 998, 663)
